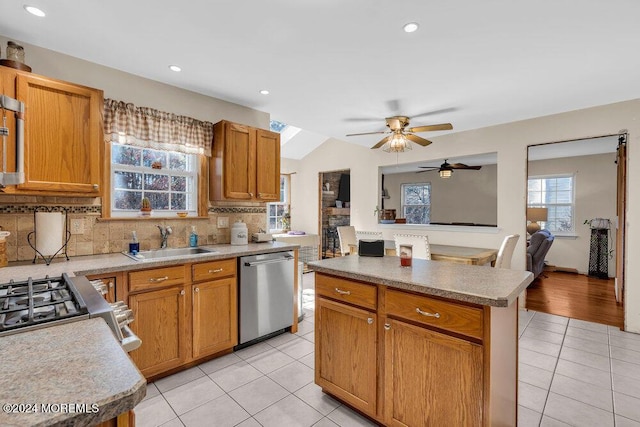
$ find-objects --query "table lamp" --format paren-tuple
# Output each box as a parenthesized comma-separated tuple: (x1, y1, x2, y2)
(526, 207, 548, 235)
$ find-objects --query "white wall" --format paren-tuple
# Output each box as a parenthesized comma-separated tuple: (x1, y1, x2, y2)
(0, 35, 269, 129)
(291, 100, 638, 333)
(383, 164, 498, 225)
(529, 153, 617, 276)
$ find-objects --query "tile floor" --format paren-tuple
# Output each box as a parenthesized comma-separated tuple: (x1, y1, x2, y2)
(135, 273, 640, 426)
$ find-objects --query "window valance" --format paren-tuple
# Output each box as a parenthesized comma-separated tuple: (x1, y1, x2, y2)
(103, 99, 213, 156)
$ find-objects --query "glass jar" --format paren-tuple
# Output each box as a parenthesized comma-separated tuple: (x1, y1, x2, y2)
(399, 244, 413, 267)
(6, 41, 25, 63)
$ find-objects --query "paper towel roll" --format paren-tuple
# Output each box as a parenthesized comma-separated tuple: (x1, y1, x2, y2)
(35, 212, 64, 256)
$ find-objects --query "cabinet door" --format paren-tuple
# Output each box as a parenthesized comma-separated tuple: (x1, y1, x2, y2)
(16, 73, 102, 194)
(222, 122, 256, 199)
(192, 277, 237, 358)
(384, 318, 483, 427)
(129, 286, 187, 378)
(255, 129, 280, 201)
(316, 297, 377, 416)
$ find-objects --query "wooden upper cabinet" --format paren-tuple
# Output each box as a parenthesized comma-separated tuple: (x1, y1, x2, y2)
(255, 129, 280, 200)
(210, 120, 280, 202)
(0, 66, 103, 196)
(18, 73, 103, 195)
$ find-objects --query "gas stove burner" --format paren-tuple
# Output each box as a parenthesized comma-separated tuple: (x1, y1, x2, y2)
(0, 274, 89, 335)
(22, 306, 56, 321)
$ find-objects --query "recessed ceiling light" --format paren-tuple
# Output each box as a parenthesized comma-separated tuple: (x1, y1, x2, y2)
(169, 65, 182, 72)
(403, 22, 419, 33)
(259, 90, 270, 95)
(24, 5, 46, 17)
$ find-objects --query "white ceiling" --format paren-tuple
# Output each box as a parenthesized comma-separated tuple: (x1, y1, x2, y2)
(1, 1, 638, 159)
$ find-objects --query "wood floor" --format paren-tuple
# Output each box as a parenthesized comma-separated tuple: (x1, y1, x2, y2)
(525, 271, 624, 329)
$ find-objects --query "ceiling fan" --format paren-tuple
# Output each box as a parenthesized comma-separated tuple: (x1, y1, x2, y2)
(417, 159, 482, 178)
(346, 116, 452, 152)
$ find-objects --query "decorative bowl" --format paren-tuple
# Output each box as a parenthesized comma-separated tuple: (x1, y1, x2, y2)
(380, 219, 396, 224)
(176, 212, 188, 218)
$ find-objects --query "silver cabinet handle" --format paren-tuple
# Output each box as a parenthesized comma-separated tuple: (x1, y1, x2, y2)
(249, 192, 254, 197)
(180, 289, 185, 296)
(384, 324, 391, 330)
(367, 317, 373, 324)
(108, 281, 114, 288)
(195, 287, 199, 293)
(93, 184, 99, 190)
(335, 288, 351, 295)
(149, 276, 169, 282)
(208, 268, 223, 273)
(416, 308, 440, 318)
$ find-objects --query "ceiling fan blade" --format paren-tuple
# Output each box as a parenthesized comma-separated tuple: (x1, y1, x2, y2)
(417, 166, 439, 170)
(449, 163, 482, 170)
(406, 123, 453, 133)
(346, 130, 388, 137)
(405, 134, 433, 147)
(371, 135, 391, 149)
(411, 107, 458, 119)
(343, 117, 384, 122)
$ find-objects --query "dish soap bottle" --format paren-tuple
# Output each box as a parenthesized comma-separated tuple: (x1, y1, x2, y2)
(189, 226, 198, 247)
(129, 231, 139, 254)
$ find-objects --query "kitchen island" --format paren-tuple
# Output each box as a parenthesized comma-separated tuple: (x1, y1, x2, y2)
(0, 318, 146, 427)
(307, 256, 533, 427)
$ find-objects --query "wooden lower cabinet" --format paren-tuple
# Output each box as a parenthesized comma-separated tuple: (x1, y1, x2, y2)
(383, 318, 483, 426)
(192, 277, 237, 358)
(315, 297, 377, 415)
(314, 272, 517, 426)
(129, 285, 187, 378)
(126, 259, 238, 379)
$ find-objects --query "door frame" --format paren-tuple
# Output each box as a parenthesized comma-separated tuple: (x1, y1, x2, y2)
(525, 133, 627, 321)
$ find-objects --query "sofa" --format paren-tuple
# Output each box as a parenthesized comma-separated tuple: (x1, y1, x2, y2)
(526, 229, 555, 279)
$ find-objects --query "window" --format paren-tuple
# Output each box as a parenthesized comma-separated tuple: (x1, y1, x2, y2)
(401, 182, 431, 224)
(527, 174, 575, 233)
(267, 175, 290, 232)
(111, 144, 198, 217)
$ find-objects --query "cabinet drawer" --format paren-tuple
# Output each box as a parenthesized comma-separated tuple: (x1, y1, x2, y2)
(192, 258, 237, 282)
(316, 274, 376, 310)
(385, 289, 483, 340)
(129, 265, 186, 292)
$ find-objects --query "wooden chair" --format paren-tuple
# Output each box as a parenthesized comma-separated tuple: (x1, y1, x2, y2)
(337, 226, 357, 256)
(393, 234, 431, 260)
(494, 234, 520, 269)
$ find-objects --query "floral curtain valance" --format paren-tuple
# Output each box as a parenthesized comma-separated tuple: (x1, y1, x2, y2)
(104, 99, 214, 157)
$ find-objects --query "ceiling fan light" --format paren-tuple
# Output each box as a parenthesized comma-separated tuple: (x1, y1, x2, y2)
(383, 133, 411, 153)
(439, 169, 452, 178)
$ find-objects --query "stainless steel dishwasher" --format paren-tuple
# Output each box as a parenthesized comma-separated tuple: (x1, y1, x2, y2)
(238, 251, 295, 346)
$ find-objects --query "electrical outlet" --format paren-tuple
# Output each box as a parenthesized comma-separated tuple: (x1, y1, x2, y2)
(217, 216, 229, 228)
(70, 218, 84, 235)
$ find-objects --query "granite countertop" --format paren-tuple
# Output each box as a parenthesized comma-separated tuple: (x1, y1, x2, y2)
(0, 241, 299, 282)
(307, 256, 533, 307)
(0, 318, 146, 427)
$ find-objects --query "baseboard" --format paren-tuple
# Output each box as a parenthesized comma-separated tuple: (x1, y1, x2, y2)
(543, 264, 579, 274)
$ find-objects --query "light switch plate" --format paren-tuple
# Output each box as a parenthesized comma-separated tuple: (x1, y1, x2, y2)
(217, 216, 229, 228)
(70, 218, 84, 235)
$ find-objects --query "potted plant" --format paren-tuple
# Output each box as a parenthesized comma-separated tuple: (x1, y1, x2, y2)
(140, 197, 152, 216)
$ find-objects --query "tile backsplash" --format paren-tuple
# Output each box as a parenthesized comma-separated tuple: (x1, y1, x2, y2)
(0, 196, 267, 263)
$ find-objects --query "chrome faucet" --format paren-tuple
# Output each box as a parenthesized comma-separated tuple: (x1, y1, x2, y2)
(157, 225, 172, 249)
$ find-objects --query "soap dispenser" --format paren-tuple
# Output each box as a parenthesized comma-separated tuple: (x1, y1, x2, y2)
(129, 231, 139, 254)
(189, 226, 198, 247)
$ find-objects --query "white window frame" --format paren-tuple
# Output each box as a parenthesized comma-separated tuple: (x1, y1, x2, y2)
(267, 175, 290, 233)
(527, 173, 575, 235)
(401, 182, 431, 224)
(110, 143, 199, 218)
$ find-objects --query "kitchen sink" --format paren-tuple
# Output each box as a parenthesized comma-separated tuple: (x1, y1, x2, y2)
(122, 247, 218, 261)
